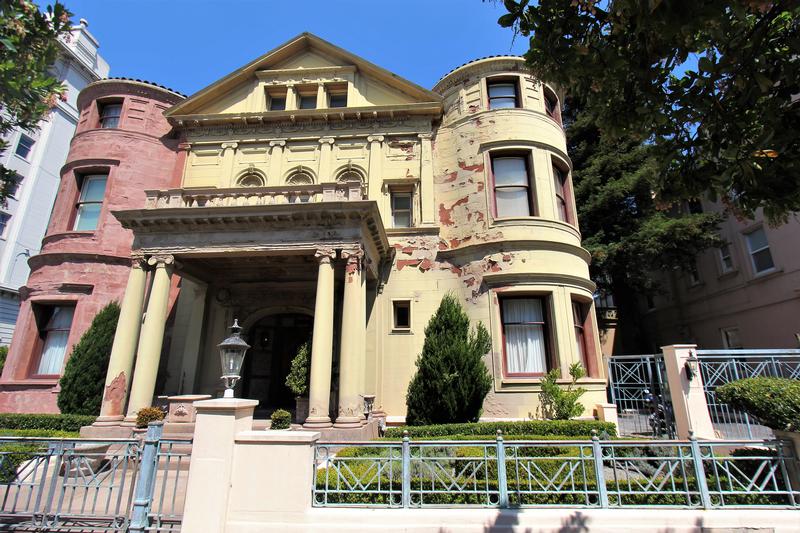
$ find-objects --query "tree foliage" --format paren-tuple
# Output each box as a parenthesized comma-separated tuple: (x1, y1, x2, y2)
(57, 302, 120, 415)
(498, 0, 800, 223)
(0, 0, 72, 200)
(285, 342, 310, 397)
(405, 294, 492, 426)
(538, 363, 586, 420)
(717, 377, 800, 432)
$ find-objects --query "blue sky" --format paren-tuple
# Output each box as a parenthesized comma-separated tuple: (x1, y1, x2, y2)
(57, 0, 528, 96)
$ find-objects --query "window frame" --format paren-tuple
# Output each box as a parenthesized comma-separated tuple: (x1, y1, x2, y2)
(718, 242, 735, 274)
(499, 295, 553, 378)
(390, 189, 414, 228)
(687, 261, 701, 287)
(744, 227, 776, 275)
(98, 101, 123, 129)
(0, 212, 10, 238)
(297, 93, 317, 110)
(15, 134, 35, 160)
(551, 159, 575, 224)
(542, 86, 561, 125)
(489, 152, 535, 218)
(391, 299, 412, 333)
(31, 303, 76, 377)
(73, 173, 108, 232)
(486, 77, 521, 110)
(721, 326, 743, 349)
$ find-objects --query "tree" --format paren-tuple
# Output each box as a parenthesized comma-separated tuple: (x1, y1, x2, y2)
(405, 294, 492, 426)
(497, 1, 800, 223)
(566, 99, 722, 352)
(0, 1, 72, 200)
(57, 302, 120, 415)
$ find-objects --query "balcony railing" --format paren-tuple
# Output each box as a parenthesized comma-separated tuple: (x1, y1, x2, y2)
(144, 182, 365, 210)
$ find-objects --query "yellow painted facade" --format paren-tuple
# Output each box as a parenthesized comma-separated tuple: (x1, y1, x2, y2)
(104, 33, 605, 425)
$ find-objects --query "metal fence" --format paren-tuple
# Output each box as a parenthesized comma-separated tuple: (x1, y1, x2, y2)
(697, 349, 800, 440)
(313, 432, 799, 509)
(606, 354, 675, 437)
(0, 423, 190, 532)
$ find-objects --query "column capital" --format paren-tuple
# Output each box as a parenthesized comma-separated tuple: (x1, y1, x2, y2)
(131, 253, 146, 269)
(147, 254, 175, 268)
(318, 137, 335, 146)
(314, 248, 336, 264)
(417, 133, 433, 140)
(269, 139, 287, 148)
(341, 246, 364, 265)
(367, 134, 385, 144)
(177, 142, 192, 152)
(221, 142, 239, 152)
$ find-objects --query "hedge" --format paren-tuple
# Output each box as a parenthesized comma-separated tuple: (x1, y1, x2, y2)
(0, 413, 95, 432)
(384, 420, 616, 439)
(717, 377, 800, 431)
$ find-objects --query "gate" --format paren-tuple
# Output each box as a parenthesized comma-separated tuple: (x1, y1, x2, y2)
(606, 354, 675, 437)
(697, 349, 800, 440)
(0, 423, 190, 532)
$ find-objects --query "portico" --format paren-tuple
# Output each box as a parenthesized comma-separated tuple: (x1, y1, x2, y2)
(98, 184, 390, 428)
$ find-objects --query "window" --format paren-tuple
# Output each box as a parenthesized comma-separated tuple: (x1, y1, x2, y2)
(73, 174, 107, 231)
(6, 174, 21, 198)
(329, 93, 347, 108)
(15, 134, 34, 159)
(392, 300, 411, 330)
(687, 262, 701, 286)
(99, 103, 122, 128)
(0, 213, 9, 237)
(391, 191, 412, 228)
(298, 94, 316, 110)
(543, 88, 560, 122)
(491, 154, 533, 217)
(718, 243, 734, 273)
(572, 301, 589, 370)
(268, 95, 286, 111)
(553, 165, 569, 222)
(36, 306, 75, 375)
(721, 327, 743, 349)
(744, 228, 775, 274)
(501, 297, 549, 376)
(487, 78, 519, 109)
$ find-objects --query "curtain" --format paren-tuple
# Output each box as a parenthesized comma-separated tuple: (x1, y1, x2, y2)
(37, 307, 74, 375)
(503, 299, 547, 374)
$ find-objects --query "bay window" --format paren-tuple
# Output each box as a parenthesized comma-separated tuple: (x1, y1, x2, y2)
(35, 305, 75, 375)
(500, 297, 549, 376)
(487, 78, 520, 109)
(491, 154, 534, 217)
(553, 164, 570, 223)
(99, 102, 122, 128)
(74, 174, 107, 231)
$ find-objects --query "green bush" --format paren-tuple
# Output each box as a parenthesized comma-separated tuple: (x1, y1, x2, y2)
(0, 429, 79, 438)
(57, 302, 120, 415)
(135, 407, 165, 429)
(384, 420, 616, 439)
(285, 342, 310, 397)
(0, 413, 95, 432)
(270, 409, 291, 430)
(0, 345, 8, 375)
(539, 363, 587, 419)
(405, 294, 492, 426)
(716, 377, 800, 431)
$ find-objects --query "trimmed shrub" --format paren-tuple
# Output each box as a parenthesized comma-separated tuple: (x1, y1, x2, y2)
(405, 294, 492, 426)
(270, 409, 291, 430)
(135, 407, 165, 429)
(717, 377, 800, 431)
(384, 420, 616, 439)
(57, 302, 120, 415)
(538, 363, 587, 419)
(0, 413, 95, 432)
(285, 342, 310, 397)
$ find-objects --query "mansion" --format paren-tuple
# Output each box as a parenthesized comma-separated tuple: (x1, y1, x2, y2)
(0, 34, 605, 426)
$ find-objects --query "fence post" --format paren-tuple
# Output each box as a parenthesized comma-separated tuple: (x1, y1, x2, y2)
(661, 344, 715, 439)
(402, 430, 411, 508)
(591, 430, 609, 508)
(130, 421, 163, 532)
(689, 432, 712, 509)
(496, 430, 508, 508)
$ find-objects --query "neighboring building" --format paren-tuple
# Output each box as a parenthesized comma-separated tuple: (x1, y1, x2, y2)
(0, 19, 109, 345)
(638, 203, 800, 350)
(0, 34, 605, 425)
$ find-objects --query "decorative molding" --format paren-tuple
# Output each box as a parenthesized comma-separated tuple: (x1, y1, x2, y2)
(181, 117, 426, 138)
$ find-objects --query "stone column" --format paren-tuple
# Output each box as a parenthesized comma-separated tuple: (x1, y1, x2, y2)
(267, 139, 286, 186)
(366, 135, 384, 201)
(418, 133, 435, 224)
(220, 142, 238, 188)
(304, 248, 336, 428)
(124, 255, 174, 422)
(334, 248, 364, 428)
(661, 344, 716, 439)
(97, 255, 147, 423)
(318, 137, 335, 181)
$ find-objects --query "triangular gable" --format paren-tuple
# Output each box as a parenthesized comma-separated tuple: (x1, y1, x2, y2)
(166, 32, 441, 118)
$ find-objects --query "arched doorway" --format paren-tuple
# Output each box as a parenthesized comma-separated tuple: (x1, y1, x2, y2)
(241, 313, 313, 414)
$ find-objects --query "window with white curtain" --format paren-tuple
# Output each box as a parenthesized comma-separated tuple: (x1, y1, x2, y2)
(36, 306, 75, 375)
(491, 155, 533, 217)
(501, 297, 549, 375)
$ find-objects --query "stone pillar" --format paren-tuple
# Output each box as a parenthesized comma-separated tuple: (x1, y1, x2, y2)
(267, 139, 285, 186)
(334, 248, 364, 428)
(359, 257, 368, 424)
(366, 135, 384, 201)
(318, 137, 335, 181)
(97, 256, 148, 422)
(304, 248, 336, 428)
(181, 398, 258, 533)
(661, 344, 716, 439)
(418, 133, 434, 224)
(220, 142, 238, 188)
(124, 255, 174, 422)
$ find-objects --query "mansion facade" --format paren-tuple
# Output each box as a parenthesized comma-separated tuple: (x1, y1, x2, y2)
(0, 34, 605, 426)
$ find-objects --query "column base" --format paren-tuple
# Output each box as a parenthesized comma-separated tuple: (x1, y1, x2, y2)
(333, 416, 362, 429)
(93, 415, 125, 426)
(303, 416, 333, 429)
(121, 414, 138, 426)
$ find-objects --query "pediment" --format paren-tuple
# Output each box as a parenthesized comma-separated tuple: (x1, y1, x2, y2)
(166, 33, 441, 119)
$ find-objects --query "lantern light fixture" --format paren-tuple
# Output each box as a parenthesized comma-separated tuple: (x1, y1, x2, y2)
(218, 319, 251, 398)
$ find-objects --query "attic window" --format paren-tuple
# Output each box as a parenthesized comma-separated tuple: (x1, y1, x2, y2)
(269, 95, 286, 111)
(299, 94, 316, 110)
(329, 93, 347, 108)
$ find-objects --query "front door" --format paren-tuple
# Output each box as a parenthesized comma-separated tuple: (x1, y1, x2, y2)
(241, 313, 313, 414)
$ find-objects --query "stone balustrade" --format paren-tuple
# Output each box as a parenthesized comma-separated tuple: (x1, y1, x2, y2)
(143, 182, 365, 209)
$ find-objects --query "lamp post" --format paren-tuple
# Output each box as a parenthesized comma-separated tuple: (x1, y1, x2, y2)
(218, 319, 251, 398)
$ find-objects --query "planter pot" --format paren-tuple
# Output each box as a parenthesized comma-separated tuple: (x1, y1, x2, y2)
(294, 396, 309, 423)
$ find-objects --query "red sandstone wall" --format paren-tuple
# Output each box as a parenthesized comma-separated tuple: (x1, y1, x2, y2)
(0, 80, 184, 413)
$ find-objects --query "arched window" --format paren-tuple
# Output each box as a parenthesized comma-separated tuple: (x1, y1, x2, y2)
(286, 168, 315, 185)
(335, 165, 365, 184)
(237, 172, 265, 187)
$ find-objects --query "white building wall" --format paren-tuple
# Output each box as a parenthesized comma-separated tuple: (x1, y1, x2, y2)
(0, 20, 109, 345)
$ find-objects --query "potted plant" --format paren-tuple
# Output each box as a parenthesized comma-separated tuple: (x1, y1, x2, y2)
(285, 342, 311, 423)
